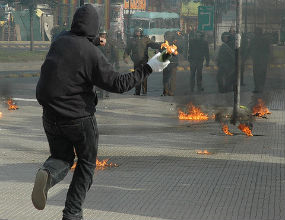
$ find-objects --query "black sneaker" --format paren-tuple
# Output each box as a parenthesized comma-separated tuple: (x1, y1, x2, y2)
(31, 169, 50, 210)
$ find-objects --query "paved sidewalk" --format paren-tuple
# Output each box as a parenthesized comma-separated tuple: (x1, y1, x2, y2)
(0, 65, 285, 220)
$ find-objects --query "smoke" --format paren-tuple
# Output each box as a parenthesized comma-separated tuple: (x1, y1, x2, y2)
(0, 82, 12, 106)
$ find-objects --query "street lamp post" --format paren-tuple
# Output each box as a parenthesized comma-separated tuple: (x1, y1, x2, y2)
(231, 0, 243, 125)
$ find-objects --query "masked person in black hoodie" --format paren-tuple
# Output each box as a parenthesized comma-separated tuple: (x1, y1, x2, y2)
(32, 4, 169, 220)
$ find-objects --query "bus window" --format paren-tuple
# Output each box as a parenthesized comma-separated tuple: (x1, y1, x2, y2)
(130, 19, 150, 29)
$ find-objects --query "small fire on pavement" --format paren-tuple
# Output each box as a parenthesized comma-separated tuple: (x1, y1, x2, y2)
(252, 99, 271, 117)
(196, 150, 212, 155)
(0, 112, 2, 118)
(71, 158, 119, 171)
(7, 98, 19, 110)
(222, 124, 233, 136)
(238, 124, 253, 136)
(178, 103, 209, 120)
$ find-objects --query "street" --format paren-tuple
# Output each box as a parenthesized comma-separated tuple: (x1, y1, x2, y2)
(0, 63, 285, 220)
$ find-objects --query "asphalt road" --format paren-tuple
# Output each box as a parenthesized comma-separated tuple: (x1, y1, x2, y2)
(0, 65, 285, 220)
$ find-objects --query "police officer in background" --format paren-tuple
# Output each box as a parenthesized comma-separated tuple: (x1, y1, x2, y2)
(99, 29, 120, 70)
(188, 31, 209, 92)
(97, 29, 120, 98)
(249, 27, 271, 93)
(123, 27, 161, 95)
(216, 32, 235, 93)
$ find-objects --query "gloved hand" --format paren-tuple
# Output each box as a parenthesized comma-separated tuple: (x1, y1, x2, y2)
(147, 52, 170, 72)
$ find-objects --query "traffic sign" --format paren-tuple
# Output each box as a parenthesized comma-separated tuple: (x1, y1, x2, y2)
(198, 6, 214, 31)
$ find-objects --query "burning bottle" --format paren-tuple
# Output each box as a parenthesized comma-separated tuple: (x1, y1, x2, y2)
(159, 40, 178, 62)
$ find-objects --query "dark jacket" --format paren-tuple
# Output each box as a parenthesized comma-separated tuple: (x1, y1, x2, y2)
(36, 4, 152, 119)
(249, 34, 271, 64)
(188, 38, 209, 63)
(123, 35, 160, 64)
(217, 42, 235, 72)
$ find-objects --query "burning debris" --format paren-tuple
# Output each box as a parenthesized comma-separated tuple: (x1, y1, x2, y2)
(196, 150, 212, 155)
(71, 158, 119, 171)
(178, 103, 209, 120)
(0, 111, 2, 118)
(95, 158, 119, 169)
(222, 124, 234, 136)
(252, 99, 271, 118)
(214, 106, 254, 137)
(238, 124, 253, 136)
(7, 98, 19, 110)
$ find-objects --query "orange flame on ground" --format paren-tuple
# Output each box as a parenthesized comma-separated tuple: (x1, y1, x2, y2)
(178, 104, 209, 120)
(197, 150, 212, 155)
(7, 98, 19, 110)
(0, 112, 2, 118)
(71, 158, 118, 171)
(161, 40, 178, 55)
(222, 124, 233, 136)
(238, 124, 253, 136)
(252, 99, 271, 117)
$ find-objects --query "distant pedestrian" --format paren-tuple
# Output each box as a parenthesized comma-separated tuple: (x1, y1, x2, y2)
(188, 31, 210, 92)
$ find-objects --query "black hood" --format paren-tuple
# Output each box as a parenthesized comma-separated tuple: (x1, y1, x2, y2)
(71, 4, 100, 37)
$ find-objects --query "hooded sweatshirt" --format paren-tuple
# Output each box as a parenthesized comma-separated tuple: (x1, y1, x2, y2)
(36, 4, 152, 119)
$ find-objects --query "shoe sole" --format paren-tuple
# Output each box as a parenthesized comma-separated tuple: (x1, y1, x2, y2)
(31, 169, 48, 210)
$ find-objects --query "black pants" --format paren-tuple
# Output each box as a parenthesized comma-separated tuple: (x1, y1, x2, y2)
(216, 67, 235, 93)
(253, 61, 268, 92)
(42, 112, 99, 220)
(190, 60, 203, 91)
(163, 63, 177, 96)
(134, 62, 147, 95)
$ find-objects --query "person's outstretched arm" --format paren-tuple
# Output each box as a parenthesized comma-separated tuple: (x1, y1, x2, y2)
(92, 48, 169, 93)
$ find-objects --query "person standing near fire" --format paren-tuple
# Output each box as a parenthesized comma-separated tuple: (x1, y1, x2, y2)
(31, 4, 170, 220)
(188, 31, 209, 92)
(249, 27, 271, 93)
(123, 27, 161, 95)
(161, 31, 181, 96)
(216, 32, 235, 93)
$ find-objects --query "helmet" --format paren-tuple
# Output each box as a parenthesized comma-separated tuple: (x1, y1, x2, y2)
(134, 27, 143, 34)
(99, 28, 107, 35)
(221, 32, 231, 43)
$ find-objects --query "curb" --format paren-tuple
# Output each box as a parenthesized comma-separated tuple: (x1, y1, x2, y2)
(0, 72, 40, 79)
(177, 64, 285, 72)
(0, 45, 49, 49)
